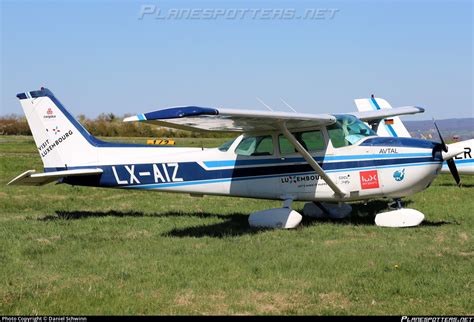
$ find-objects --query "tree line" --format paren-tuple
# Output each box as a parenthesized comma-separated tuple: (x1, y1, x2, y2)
(0, 113, 231, 138)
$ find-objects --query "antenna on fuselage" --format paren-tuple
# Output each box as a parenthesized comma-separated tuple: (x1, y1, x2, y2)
(280, 98, 297, 113)
(256, 97, 274, 111)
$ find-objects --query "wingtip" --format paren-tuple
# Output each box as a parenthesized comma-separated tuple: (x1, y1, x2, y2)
(123, 114, 146, 122)
(123, 116, 138, 122)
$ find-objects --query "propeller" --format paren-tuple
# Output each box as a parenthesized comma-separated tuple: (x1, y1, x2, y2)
(433, 121, 461, 187)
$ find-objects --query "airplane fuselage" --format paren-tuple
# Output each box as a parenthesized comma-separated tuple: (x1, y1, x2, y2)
(58, 135, 443, 202)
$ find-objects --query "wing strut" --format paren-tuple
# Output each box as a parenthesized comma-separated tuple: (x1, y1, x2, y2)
(279, 122, 347, 199)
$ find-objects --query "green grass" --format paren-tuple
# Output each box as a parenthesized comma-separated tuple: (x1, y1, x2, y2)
(0, 136, 473, 315)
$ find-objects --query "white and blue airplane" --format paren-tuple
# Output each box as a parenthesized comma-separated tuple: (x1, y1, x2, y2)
(354, 95, 474, 177)
(8, 88, 465, 229)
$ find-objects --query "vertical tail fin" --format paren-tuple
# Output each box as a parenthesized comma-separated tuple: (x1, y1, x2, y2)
(17, 88, 98, 169)
(354, 96, 411, 138)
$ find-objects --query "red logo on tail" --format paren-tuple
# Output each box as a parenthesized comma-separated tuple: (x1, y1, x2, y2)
(44, 108, 56, 119)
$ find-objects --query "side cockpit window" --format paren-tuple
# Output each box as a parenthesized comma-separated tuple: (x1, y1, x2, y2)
(278, 130, 325, 155)
(235, 135, 274, 156)
(299, 131, 325, 151)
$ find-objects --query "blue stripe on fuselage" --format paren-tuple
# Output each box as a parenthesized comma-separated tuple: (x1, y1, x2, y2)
(59, 156, 438, 188)
(442, 158, 474, 168)
(203, 153, 433, 168)
(125, 161, 441, 189)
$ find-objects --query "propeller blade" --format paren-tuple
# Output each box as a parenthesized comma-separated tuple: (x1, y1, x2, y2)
(447, 159, 461, 187)
(433, 121, 448, 152)
(433, 120, 461, 187)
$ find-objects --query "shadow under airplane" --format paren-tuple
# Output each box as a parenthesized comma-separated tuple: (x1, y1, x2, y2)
(36, 198, 453, 238)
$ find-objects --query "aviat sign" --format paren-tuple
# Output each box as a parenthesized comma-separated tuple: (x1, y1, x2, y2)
(379, 148, 398, 154)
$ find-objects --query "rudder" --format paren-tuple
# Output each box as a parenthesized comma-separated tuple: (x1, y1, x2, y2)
(17, 88, 98, 169)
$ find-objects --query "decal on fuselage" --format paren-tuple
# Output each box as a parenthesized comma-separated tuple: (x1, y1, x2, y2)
(337, 174, 351, 185)
(393, 169, 405, 182)
(281, 174, 320, 184)
(454, 147, 472, 160)
(359, 170, 379, 189)
(280, 174, 328, 188)
(112, 163, 183, 185)
(37, 130, 73, 157)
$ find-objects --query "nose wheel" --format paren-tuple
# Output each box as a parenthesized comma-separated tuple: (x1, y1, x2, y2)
(375, 198, 425, 227)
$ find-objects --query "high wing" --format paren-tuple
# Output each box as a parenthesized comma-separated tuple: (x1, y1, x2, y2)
(124, 107, 337, 132)
(124, 105, 424, 133)
(8, 168, 103, 186)
(124, 104, 424, 198)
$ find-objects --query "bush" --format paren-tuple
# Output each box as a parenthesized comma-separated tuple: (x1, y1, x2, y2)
(0, 115, 31, 135)
(0, 114, 231, 138)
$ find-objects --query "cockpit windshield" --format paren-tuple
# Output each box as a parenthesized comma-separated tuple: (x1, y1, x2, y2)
(218, 138, 236, 152)
(327, 114, 376, 148)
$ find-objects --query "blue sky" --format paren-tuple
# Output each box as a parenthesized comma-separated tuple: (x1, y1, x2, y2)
(1, 0, 472, 120)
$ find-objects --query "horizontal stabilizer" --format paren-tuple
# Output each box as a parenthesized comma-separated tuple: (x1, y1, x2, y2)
(354, 97, 413, 138)
(7, 168, 103, 186)
(351, 106, 424, 122)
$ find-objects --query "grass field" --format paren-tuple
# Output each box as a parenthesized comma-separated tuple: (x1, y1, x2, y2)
(0, 136, 473, 315)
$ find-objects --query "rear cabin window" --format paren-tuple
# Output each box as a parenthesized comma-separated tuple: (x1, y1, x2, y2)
(278, 130, 325, 155)
(279, 135, 296, 155)
(235, 135, 274, 156)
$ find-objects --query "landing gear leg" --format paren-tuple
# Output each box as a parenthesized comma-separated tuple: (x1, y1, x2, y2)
(395, 198, 403, 209)
(388, 198, 403, 210)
